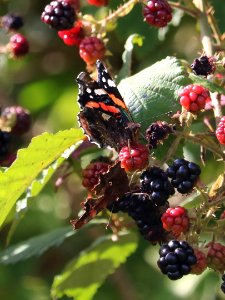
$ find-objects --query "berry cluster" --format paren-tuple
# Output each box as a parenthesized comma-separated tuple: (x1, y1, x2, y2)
(145, 121, 172, 149)
(157, 240, 197, 280)
(0, 106, 31, 166)
(140, 166, 174, 206)
(179, 84, 211, 112)
(166, 158, 201, 194)
(143, 0, 172, 28)
(108, 192, 168, 244)
(206, 242, 225, 273)
(0, 12, 29, 58)
(41, 0, 106, 65)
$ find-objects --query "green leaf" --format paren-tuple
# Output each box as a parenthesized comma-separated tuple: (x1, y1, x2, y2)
(189, 73, 225, 94)
(51, 232, 138, 300)
(0, 219, 107, 264)
(116, 34, 144, 83)
(0, 128, 84, 228)
(118, 56, 191, 132)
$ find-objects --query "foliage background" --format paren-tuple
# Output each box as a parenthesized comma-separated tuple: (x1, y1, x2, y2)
(0, 0, 225, 299)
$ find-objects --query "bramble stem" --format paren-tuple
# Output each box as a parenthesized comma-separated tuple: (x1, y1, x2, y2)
(168, 1, 199, 18)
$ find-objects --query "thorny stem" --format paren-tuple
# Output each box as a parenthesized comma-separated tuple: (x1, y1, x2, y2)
(168, 1, 199, 18)
(207, 6, 222, 46)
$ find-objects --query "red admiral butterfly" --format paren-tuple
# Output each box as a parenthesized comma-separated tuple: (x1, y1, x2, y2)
(76, 60, 140, 151)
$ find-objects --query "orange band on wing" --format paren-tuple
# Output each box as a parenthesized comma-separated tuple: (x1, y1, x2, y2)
(99, 102, 120, 114)
(108, 93, 128, 110)
(86, 101, 100, 108)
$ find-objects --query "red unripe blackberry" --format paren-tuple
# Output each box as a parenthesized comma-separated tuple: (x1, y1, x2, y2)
(161, 206, 189, 237)
(206, 242, 225, 273)
(1, 106, 31, 136)
(1, 13, 24, 31)
(118, 143, 149, 172)
(143, 0, 172, 28)
(191, 249, 207, 275)
(82, 162, 110, 191)
(41, 0, 75, 30)
(178, 84, 210, 112)
(157, 240, 197, 280)
(8, 33, 29, 58)
(58, 21, 84, 46)
(216, 117, 225, 145)
(145, 121, 172, 149)
(220, 210, 225, 219)
(191, 55, 216, 77)
(79, 36, 105, 65)
(87, 0, 108, 6)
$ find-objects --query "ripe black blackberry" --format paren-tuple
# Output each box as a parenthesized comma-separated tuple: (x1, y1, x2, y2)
(0, 130, 12, 158)
(140, 167, 175, 206)
(1, 13, 24, 31)
(166, 159, 201, 194)
(221, 274, 225, 294)
(145, 121, 172, 149)
(191, 55, 215, 77)
(157, 240, 197, 280)
(41, 0, 75, 30)
(108, 193, 168, 244)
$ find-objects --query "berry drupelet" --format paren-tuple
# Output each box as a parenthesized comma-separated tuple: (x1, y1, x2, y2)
(143, 0, 172, 28)
(140, 166, 174, 206)
(166, 158, 201, 194)
(191, 55, 215, 77)
(41, 0, 75, 30)
(1, 13, 24, 31)
(157, 240, 197, 280)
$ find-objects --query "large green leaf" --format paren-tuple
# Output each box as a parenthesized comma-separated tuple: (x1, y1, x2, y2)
(0, 219, 107, 264)
(51, 232, 138, 300)
(0, 128, 84, 228)
(118, 56, 191, 131)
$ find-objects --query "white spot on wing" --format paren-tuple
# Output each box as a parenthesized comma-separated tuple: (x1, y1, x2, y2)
(86, 88, 92, 93)
(102, 77, 106, 82)
(107, 79, 116, 87)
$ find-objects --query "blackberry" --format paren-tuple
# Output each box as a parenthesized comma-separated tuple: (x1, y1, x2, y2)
(167, 158, 201, 194)
(145, 121, 172, 149)
(41, 0, 75, 30)
(221, 274, 225, 294)
(216, 116, 225, 145)
(108, 193, 168, 244)
(140, 167, 174, 206)
(79, 36, 106, 65)
(0, 130, 12, 159)
(9, 33, 29, 58)
(143, 0, 172, 28)
(1, 13, 24, 31)
(157, 240, 197, 280)
(1, 106, 31, 136)
(191, 55, 215, 77)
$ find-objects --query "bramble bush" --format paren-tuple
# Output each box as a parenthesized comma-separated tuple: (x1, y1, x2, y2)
(1, 0, 225, 299)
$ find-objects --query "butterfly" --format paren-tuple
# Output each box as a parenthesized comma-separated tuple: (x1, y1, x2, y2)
(76, 60, 140, 151)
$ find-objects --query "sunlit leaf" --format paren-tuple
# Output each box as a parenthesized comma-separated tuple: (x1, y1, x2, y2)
(51, 232, 138, 300)
(0, 128, 84, 228)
